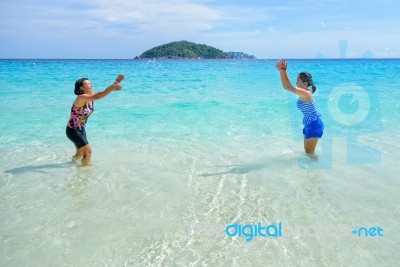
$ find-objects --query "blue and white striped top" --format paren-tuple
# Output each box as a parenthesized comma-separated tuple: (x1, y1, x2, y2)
(297, 98, 321, 125)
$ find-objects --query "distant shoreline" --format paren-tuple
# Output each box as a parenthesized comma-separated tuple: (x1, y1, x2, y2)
(1, 58, 399, 60)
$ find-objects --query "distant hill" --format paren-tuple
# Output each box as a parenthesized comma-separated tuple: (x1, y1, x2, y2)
(225, 51, 256, 60)
(135, 41, 255, 59)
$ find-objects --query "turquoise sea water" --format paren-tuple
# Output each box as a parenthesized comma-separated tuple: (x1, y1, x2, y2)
(0, 59, 399, 266)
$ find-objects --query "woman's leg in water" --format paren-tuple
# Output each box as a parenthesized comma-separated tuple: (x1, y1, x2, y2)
(79, 144, 92, 166)
(72, 145, 83, 161)
(304, 137, 319, 154)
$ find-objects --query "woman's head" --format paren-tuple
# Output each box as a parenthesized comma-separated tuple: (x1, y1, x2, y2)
(74, 78, 89, 95)
(297, 72, 317, 93)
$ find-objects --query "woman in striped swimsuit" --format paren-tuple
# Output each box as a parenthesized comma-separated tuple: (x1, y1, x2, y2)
(276, 59, 324, 154)
(66, 74, 124, 166)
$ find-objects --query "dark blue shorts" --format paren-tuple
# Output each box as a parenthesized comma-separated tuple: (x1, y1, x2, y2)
(66, 126, 89, 149)
(303, 117, 324, 139)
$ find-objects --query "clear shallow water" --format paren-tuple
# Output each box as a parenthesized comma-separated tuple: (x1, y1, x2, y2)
(0, 59, 399, 266)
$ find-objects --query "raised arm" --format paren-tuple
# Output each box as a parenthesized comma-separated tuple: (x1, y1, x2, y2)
(75, 74, 125, 105)
(276, 59, 311, 99)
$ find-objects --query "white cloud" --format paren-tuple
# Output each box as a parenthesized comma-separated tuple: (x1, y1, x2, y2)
(87, 0, 221, 34)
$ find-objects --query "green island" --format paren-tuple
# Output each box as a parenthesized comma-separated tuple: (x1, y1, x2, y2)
(135, 40, 255, 59)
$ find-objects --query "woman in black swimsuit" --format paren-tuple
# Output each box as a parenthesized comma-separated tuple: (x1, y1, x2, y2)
(66, 74, 124, 166)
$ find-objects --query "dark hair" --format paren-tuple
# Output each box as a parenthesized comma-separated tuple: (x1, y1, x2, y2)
(74, 78, 88, 95)
(299, 72, 317, 94)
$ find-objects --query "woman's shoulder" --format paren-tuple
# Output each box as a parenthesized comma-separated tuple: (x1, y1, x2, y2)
(73, 97, 87, 108)
(298, 96, 314, 104)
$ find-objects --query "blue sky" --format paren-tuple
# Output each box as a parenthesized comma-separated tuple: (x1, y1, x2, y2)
(0, 0, 399, 59)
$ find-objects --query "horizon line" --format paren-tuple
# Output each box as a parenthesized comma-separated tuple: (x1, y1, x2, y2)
(1, 57, 399, 60)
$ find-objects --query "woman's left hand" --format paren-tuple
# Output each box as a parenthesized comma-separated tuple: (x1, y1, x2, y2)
(275, 59, 287, 71)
